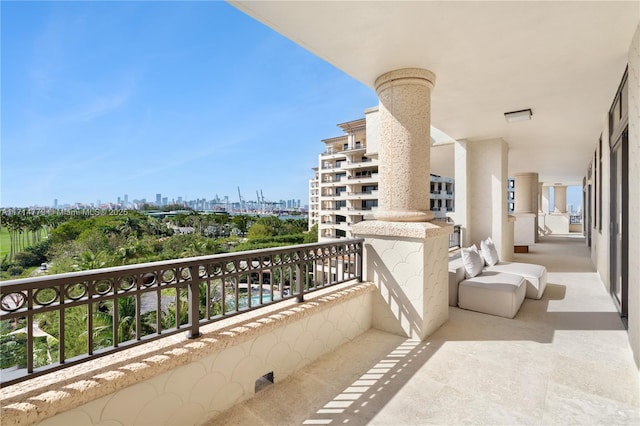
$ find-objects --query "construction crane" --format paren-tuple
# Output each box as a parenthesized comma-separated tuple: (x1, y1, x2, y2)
(237, 187, 243, 212)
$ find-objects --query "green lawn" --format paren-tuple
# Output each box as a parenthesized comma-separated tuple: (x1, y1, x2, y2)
(0, 228, 10, 259)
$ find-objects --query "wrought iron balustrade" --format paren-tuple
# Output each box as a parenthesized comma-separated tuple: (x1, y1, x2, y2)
(449, 225, 462, 249)
(569, 214, 583, 225)
(0, 239, 363, 387)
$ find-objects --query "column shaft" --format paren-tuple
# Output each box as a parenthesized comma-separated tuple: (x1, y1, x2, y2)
(374, 68, 435, 222)
(554, 186, 567, 213)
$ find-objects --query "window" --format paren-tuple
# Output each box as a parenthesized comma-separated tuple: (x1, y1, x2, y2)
(363, 200, 378, 210)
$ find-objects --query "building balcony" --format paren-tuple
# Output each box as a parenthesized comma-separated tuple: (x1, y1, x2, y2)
(319, 179, 346, 188)
(2, 236, 636, 425)
(344, 190, 378, 200)
(341, 158, 378, 170)
(347, 173, 378, 183)
(430, 191, 454, 200)
(319, 151, 347, 160)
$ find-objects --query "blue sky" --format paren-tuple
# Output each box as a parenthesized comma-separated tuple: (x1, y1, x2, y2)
(1, 2, 583, 211)
(1, 1, 378, 207)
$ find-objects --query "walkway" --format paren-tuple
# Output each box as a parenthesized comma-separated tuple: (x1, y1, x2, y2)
(208, 235, 639, 425)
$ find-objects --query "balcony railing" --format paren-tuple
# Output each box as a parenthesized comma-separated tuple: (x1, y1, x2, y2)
(569, 214, 583, 225)
(0, 240, 363, 388)
(449, 225, 461, 249)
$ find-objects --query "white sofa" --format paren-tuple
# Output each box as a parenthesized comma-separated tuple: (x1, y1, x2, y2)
(458, 271, 526, 319)
(448, 239, 547, 318)
(485, 261, 547, 299)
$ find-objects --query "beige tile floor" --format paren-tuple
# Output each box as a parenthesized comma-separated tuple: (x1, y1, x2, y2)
(207, 235, 640, 425)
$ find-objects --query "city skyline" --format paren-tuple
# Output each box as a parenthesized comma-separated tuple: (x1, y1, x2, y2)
(48, 190, 304, 211)
(1, 2, 378, 208)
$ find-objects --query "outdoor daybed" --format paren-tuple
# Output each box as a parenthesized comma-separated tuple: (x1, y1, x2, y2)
(450, 238, 547, 318)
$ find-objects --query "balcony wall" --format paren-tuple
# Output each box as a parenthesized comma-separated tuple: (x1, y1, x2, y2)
(1, 282, 374, 426)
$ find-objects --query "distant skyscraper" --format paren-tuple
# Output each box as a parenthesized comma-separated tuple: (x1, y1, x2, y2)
(124, 194, 129, 205)
(53, 199, 58, 209)
(156, 193, 162, 206)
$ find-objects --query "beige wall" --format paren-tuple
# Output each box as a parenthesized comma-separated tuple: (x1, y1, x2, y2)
(454, 139, 511, 260)
(627, 23, 640, 369)
(430, 142, 455, 179)
(589, 23, 639, 369)
(33, 287, 373, 426)
(590, 113, 611, 288)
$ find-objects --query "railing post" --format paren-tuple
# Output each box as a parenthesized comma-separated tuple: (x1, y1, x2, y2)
(187, 265, 201, 339)
(356, 241, 363, 282)
(296, 249, 304, 302)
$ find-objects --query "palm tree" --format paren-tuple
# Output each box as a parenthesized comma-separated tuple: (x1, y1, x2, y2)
(72, 250, 109, 271)
(93, 296, 155, 347)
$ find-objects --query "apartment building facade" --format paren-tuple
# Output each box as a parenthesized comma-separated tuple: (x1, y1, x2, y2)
(310, 109, 454, 240)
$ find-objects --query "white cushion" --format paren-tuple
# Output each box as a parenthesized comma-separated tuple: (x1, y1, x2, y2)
(458, 271, 526, 318)
(461, 244, 484, 278)
(485, 262, 548, 299)
(480, 237, 499, 266)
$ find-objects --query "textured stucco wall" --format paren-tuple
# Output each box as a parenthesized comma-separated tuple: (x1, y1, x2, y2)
(354, 221, 450, 341)
(2, 284, 373, 426)
(458, 138, 510, 260)
(590, 113, 611, 287)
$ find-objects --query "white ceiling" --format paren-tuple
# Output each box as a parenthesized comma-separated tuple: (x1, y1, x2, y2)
(230, 1, 638, 185)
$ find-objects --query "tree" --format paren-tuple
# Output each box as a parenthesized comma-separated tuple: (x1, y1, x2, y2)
(231, 215, 254, 236)
(304, 224, 319, 244)
(72, 250, 110, 271)
(247, 223, 271, 239)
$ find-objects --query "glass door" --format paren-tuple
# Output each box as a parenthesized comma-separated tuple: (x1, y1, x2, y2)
(609, 127, 628, 323)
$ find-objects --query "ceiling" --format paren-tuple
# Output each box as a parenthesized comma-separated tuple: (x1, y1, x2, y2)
(229, 1, 638, 185)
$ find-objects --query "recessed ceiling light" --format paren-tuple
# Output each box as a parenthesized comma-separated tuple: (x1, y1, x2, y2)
(504, 109, 532, 123)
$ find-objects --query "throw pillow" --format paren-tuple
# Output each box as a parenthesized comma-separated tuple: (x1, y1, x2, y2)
(480, 237, 500, 266)
(461, 244, 484, 278)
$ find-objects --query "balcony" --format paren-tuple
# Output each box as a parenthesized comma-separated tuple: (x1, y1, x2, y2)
(345, 190, 378, 200)
(347, 172, 378, 183)
(209, 236, 640, 424)
(1, 240, 369, 425)
(342, 158, 378, 170)
(4, 236, 635, 425)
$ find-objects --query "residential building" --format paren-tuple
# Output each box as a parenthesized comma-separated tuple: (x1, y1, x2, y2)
(311, 111, 455, 240)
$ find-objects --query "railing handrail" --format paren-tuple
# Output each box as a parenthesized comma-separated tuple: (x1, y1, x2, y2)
(0, 239, 363, 387)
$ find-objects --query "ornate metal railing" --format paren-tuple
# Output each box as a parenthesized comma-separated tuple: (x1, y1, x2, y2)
(449, 225, 461, 249)
(0, 239, 363, 387)
(569, 214, 583, 225)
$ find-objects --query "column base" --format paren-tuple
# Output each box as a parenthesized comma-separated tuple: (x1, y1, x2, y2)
(352, 220, 452, 340)
(373, 210, 435, 222)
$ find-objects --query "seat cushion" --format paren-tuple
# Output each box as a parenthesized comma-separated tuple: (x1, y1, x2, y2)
(458, 271, 526, 319)
(485, 262, 547, 299)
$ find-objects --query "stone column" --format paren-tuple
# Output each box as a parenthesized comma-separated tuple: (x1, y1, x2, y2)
(514, 172, 539, 244)
(514, 173, 539, 214)
(374, 68, 435, 222)
(538, 183, 543, 213)
(453, 138, 512, 260)
(541, 185, 551, 214)
(353, 68, 451, 341)
(554, 185, 567, 213)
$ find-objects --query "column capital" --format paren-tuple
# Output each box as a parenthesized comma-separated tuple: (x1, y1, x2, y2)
(375, 68, 436, 94)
